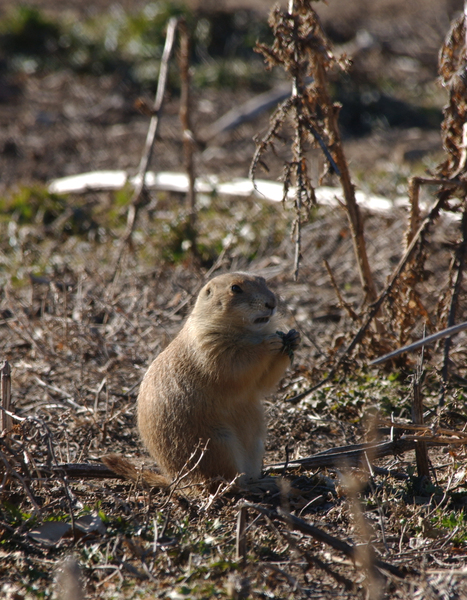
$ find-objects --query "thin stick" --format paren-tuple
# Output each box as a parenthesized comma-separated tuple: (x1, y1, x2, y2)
(406, 177, 421, 247)
(289, 189, 449, 403)
(406, 177, 463, 248)
(134, 17, 179, 200)
(236, 505, 248, 563)
(270, 522, 355, 591)
(441, 206, 467, 404)
(314, 60, 377, 304)
(370, 320, 467, 366)
(377, 418, 467, 438)
(45, 462, 124, 479)
(289, 0, 305, 280)
(266, 438, 418, 472)
(242, 502, 407, 578)
(304, 122, 340, 176)
(412, 339, 430, 480)
(160, 441, 210, 506)
(323, 259, 359, 321)
(1, 361, 12, 434)
(401, 435, 467, 445)
(111, 17, 179, 281)
(178, 18, 196, 230)
(0, 452, 42, 514)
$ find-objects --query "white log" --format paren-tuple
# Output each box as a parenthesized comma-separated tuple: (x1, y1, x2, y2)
(49, 169, 411, 215)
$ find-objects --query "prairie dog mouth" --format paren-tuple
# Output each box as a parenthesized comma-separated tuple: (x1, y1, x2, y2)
(254, 316, 271, 324)
(253, 308, 275, 325)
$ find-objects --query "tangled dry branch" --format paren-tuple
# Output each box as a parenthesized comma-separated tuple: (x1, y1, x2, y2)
(251, 0, 375, 297)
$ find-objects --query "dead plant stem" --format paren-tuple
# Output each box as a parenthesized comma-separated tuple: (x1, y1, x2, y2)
(178, 18, 197, 230)
(406, 177, 421, 247)
(290, 190, 449, 402)
(406, 177, 461, 247)
(242, 502, 406, 578)
(324, 259, 359, 321)
(1, 360, 12, 434)
(236, 505, 248, 563)
(111, 17, 179, 282)
(0, 453, 42, 514)
(264, 512, 355, 591)
(441, 206, 467, 402)
(315, 60, 377, 304)
(290, 0, 305, 279)
(266, 438, 419, 472)
(412, 345, 430, 481)
(134, 17, 178, 198)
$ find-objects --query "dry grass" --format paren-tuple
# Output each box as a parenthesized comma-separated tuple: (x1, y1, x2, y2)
(1, 194, 467, 599)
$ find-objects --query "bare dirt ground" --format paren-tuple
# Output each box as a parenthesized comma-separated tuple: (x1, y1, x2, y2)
(1, 1, 467, 599)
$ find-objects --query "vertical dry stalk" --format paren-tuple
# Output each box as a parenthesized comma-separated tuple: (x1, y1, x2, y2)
(406, 177, 421, 248)
(1, 360, 12, 434)
(250, 2, 321, 280)
(251, 0, 375, 297)
(288, 0, 307, 278)
(132, 17, 179, 201)
(437, 11, 467, 182)
(406, 178, 460, 249)
(324, 259, 359, 321)
(313, 59, 377, 304)
(111, 17, 179, 281)
(63, 283, 68, 348)
(292, 119, 305, 280)
(434, 9, 467, 390)
(441, 207, 467, 400)
(236, 504, 248, 563)
(178, 18, 196, 230)
(412, 354, 430, 480)
(341, 470, 384, 600)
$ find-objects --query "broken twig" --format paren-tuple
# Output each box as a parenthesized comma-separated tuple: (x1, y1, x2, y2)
(1, 360, 12, 434)
(290, 190, 449, 402)
(111, 17, 179, 282)
(370, 320, 467, 366)
(411, 340, 430, 480)
(241, 502, 407, 578)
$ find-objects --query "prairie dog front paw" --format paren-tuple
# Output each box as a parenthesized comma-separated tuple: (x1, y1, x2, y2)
(266, 334, 285, 353)
(277, 329, 301, 360)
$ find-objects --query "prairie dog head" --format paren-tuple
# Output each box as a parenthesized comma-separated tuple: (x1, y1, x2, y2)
(191, 272, 278, 333)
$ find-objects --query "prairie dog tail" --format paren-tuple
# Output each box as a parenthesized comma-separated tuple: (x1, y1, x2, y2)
(101, 454, 170, 488)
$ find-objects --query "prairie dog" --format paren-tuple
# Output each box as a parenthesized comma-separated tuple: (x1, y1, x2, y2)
(137, 272, 300, 485)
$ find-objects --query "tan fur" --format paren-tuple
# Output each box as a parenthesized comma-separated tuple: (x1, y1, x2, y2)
(101, 453, 170, 488)
(137, 272, 299, 485)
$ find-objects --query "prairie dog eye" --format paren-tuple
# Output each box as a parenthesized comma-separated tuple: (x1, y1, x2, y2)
(205, 287, 212, 296)
(231, 284, 243, 294)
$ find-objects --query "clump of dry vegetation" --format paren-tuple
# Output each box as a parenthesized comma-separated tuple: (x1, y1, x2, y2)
(1, 1, 467, 599)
